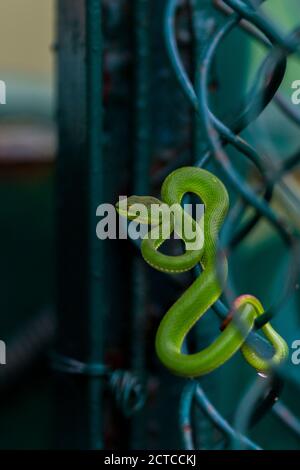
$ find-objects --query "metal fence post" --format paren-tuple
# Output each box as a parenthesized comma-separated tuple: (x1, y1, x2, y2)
(55, 0, 105, 449)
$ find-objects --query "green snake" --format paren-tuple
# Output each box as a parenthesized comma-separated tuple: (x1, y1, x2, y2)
(116, 167, 288, 377)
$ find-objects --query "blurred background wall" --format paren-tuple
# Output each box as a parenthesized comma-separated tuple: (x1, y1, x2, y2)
(0, 0, 54, 77)
(0, 0, 54, 120)
(0, 0, 55, 449)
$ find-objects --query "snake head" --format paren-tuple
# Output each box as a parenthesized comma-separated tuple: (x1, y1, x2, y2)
(116, 195, 164, 225)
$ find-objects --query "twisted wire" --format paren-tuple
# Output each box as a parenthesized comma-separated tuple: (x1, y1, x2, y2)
(51, 353, 145, 417)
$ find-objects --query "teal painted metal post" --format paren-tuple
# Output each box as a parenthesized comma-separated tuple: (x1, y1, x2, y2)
(134, 0, 152, 195)
(131, 0, 152, 449)
(86, 0, 104, 449)
(56, 0, 105, 449)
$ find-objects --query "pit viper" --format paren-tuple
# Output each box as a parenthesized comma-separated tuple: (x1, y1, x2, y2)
(116, 167, 288, 377)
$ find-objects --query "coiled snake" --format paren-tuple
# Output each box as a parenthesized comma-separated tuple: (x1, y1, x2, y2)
(117, 167, 288, 377)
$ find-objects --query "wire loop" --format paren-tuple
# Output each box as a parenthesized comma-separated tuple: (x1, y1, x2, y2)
(50, 353, 146, 417)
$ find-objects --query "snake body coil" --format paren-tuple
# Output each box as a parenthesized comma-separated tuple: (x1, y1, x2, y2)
(117, 167, 288, 377)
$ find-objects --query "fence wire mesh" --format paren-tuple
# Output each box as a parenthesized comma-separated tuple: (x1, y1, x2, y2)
(161, 0, 300, 450)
